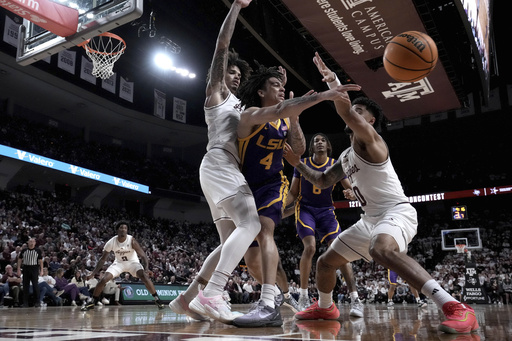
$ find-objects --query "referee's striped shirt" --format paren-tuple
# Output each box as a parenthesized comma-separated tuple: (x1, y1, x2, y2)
(19, 248, 42, 266)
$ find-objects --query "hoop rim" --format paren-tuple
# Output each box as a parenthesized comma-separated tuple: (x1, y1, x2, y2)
(78, 32, 127, 55)
(455, 244, 467, 253)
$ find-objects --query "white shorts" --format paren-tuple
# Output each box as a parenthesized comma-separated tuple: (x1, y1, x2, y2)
(331, 203, 418, 262)
(106, 261, 144, 278)
(200, 149, 252, 222)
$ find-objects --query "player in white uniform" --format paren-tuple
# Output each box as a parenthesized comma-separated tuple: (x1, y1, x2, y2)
(82, 221, 164, 311)
(286, 53, 478, 335)
(169, 0, 262, 323)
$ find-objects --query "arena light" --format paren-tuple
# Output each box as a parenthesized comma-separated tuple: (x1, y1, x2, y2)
(154, 52, 173, 70)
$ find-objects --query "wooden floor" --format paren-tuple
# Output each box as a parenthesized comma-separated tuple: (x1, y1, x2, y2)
(0, 302, 508, 340)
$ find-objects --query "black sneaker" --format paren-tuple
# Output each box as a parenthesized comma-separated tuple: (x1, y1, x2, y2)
(155, 299, 165, 309)
(81, 301, 95, 311)
(232, 300, 282, 328)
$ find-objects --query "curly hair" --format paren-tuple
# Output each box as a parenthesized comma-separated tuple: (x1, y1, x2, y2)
(114, 220, 130, 230)
(309, 133, 332, 157)
(352, 97, 383, 128)
(206, 49, 252, 88)
(238, 64, 283, 108)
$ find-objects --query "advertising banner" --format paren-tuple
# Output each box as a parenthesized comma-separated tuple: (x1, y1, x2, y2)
(120, 283, 188, 303)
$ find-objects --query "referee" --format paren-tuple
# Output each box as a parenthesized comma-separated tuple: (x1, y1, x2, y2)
(17, 238, 43, 307)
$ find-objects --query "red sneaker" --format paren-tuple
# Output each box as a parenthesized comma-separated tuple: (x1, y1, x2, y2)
(438, 301, 479, 334)
(294, 301, 340, 320)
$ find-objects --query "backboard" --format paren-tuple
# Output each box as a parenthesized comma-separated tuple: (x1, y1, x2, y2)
(16, 0, 142, 65)
(441, 227, 482, 251)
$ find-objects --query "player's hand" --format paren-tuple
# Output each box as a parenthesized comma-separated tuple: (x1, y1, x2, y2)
(85, 274, 94, 280)
(283, 143, 301, 167)
(278, 66, 287, 87)
(236, 0, 252, 9)
(313, 52, 336, 83)
(146, 270, 154, 278)
(343, 189, 357, 201)
(331, 84, 361, 104)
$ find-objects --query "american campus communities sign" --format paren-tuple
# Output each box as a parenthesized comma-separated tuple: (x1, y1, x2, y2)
(121, 283, 188, 303)
(0, 144, 150, 194)
(281, 0, 461, 121)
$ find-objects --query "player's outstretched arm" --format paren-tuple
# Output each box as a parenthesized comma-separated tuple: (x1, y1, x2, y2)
(284, 143, 346, 189)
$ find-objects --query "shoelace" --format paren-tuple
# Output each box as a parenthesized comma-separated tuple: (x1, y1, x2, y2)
(444, 302, 464, 316)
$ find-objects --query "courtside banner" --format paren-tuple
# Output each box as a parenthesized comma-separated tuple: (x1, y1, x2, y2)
(0, 144, 150, 194)
(280, 0, 460, 121)
(335, 185, 512, 209)
(120, 283, 188, 303)
(0, 0, 78, 37)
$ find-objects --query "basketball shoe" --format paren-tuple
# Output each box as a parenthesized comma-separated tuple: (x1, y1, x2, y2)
(295, 301, 340, 320)
(169, 293, 209, 321)
(349, 298, 364, 317)
(298, 295, 310, 311)
(283, 295, 300, 313)
(438, 302, 479, 334)
(189, 290, 235, 324)
(232, 300, 282, 327)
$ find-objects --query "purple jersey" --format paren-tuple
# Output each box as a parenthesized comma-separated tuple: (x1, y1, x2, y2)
(239, 119, 290, 225)
(294, 157, 341, 243)
(293, 157, 337, 208)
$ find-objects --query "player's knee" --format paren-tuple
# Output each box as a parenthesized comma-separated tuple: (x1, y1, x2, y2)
(302, 244, 316, 257)
(369, 246, 395, 265)
(317, 254, 335, 271)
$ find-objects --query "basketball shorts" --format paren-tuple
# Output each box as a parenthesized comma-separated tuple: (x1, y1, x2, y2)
(330, 203, 418, 262)
(388, 269, 399, 285)
(296, 204, 340, 244)
(106, 261, 144, 278)
(251, 179, 288, 226)
(200, 149, 253, 222)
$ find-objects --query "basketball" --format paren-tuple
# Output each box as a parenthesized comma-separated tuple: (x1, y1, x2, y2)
(383, 31, 438, 82)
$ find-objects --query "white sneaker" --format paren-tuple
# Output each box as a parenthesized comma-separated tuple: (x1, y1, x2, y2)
(349, 298, 364, 317)
(101, 298, 110, 305)
(71, 301, 77, 306)
(169, 293, 209, 321)
(189, 290, 235, 324)
(298, 295, 310, 311)
(97, 301, 103, 306)
(387, 301, 394, 307)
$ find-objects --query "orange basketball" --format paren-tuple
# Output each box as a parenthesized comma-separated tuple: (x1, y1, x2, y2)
(383, 31, 438, 82)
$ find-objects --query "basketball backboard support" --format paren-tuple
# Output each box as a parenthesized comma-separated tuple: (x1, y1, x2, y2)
(16, 0, 142, 65)
(441, 227, 482, 251)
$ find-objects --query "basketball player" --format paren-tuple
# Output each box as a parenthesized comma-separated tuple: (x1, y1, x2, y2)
(283, 133, 363, 316)
(81, 221, 164, 311)
(288, 53, 478, 335)
(387, 269, 427, 307)
(170, 0, 261, 324)
(231, 65, 360, 327)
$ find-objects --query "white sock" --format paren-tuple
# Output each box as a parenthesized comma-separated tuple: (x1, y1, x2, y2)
(318, 291, 333, 309)
(299, 288, 308, 297)
(261, 284, 275, 308)
(349, 291, 359, 302)
(421, 279, 457, 307)
(203, 270, 229, 297)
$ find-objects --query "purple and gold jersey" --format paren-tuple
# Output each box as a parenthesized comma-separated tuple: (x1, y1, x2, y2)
(238, 119, 290, 225)
(293, 157, 341, 243)
(293, 157, 337, 208)
(238, 119, 289, 189)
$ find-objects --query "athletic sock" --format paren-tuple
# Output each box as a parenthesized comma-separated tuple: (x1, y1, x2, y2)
(349, 291, 359, 302)
(299, 288, 308, 297)
(421, 279, 457, 307)
(203, 270, 230, 297)
(318, 291, 333, 309)
(261, 284, 276, 308)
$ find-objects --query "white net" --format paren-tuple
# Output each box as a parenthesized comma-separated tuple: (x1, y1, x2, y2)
(82, 33, 126, 80)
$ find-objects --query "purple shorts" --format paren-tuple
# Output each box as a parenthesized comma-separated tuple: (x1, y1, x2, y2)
(296, 205, 340, 244)
(252, 180, 286, 226)
(388, 269, 399, 285)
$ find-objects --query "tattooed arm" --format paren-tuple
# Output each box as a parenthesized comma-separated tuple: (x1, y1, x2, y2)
(284, 143, 346, 189)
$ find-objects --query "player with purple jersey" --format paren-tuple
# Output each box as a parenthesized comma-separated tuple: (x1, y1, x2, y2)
(284, 133, 361, 314)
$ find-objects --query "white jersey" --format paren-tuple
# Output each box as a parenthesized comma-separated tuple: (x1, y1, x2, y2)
(204, 92, 243, 163)
(103, 235, 139, 264)
(340, 146, 409, 216)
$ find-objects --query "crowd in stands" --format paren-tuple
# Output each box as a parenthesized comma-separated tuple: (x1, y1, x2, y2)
(1, 184, 511, 307)
(0, 114, 201, 195)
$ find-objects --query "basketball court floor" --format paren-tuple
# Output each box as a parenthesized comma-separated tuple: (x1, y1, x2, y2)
(0, 302, 507, 340)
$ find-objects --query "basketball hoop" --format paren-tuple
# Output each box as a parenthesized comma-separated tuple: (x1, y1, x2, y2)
(455, 244, 467, 254)
(79, 32, 126, 80)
